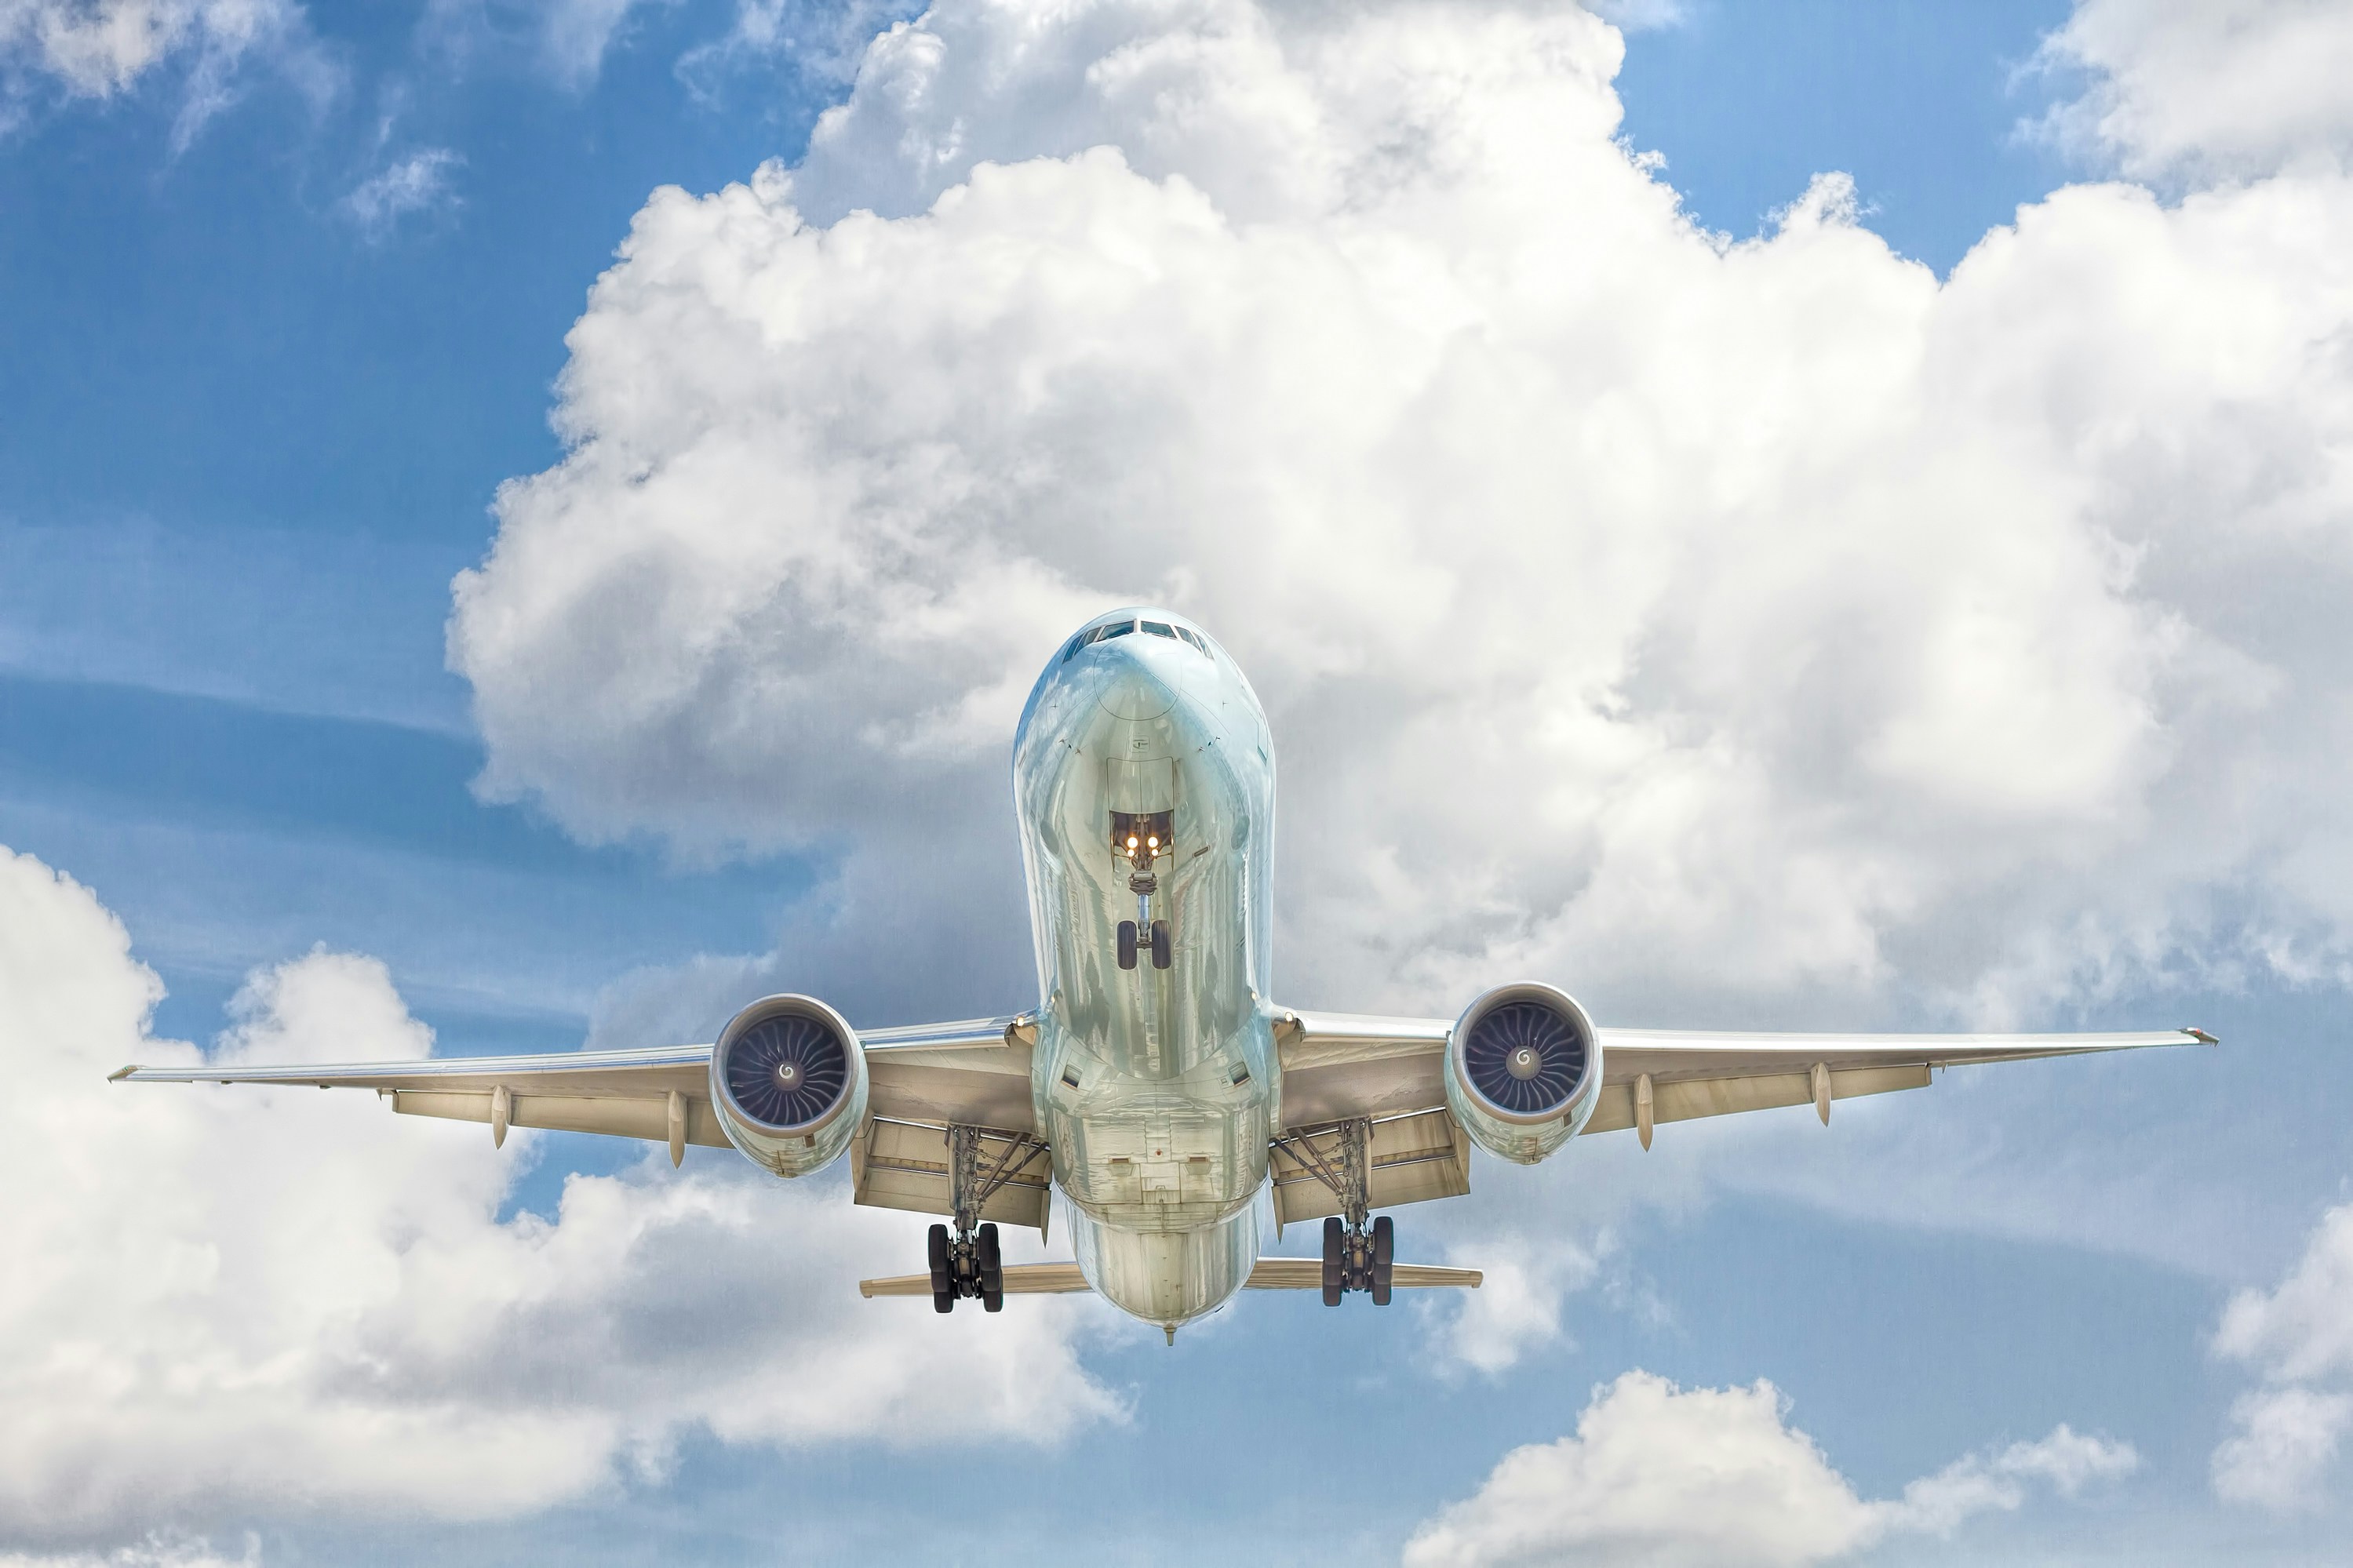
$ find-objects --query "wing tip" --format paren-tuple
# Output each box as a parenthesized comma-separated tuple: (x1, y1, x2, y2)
(2184, 1027, 2220, 1046)
(107, 1065, 140, 1082)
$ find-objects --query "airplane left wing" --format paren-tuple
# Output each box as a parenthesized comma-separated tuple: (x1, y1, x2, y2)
(1266, 1008, 2213, 1230)
(111, 1013, 1051, 1228)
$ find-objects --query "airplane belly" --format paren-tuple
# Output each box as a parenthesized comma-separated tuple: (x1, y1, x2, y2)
(1068, 1203, 1259, 1329)
(1011, 617, 1280, 1323)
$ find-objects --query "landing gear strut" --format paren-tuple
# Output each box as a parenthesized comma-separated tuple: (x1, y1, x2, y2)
(1113, 811, 1174, 971)
(927, 1123, 1046, 1314)
(1273, 1117, 1396, 1306)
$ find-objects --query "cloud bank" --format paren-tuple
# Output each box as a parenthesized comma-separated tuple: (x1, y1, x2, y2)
(1401, 1370, 2135, 1567)
(0, 846, 1117, 1544)
(450, 0, 2353, 1039)
(2212, 1202, 2353, 1508)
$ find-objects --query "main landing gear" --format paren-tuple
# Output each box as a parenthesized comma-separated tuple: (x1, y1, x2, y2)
(930, 1220, 1003, 1313)
(927, 1124, 1047, 1315)
(1323, 1213, 1395, 1307)
(1273, 1117, 1397, 1306)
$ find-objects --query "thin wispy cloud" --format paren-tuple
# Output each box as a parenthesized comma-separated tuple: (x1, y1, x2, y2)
(339, 146, 462, 238)
(0, 0, 336, 147)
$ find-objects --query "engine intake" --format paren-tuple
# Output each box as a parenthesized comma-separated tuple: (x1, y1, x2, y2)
(1445, 982, 1603, 1165)
(708, 994, 867, 1177)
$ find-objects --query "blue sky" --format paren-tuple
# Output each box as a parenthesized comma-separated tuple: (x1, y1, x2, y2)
(5, 0, 2353, 1562)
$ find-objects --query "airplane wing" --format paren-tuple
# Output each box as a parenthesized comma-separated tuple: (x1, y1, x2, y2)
(111, 1013, 1053, 1231)
(1265, 1009, 2214, 1230)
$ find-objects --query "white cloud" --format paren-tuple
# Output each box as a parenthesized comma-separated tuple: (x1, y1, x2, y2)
(1586, 0, 1685, 33)
(340, 147, 462, 238)
(445, 0, 2353, 1044)
(1401, 1370, 2134, 1567)
(0, 844, 1119, 1543)
(2034, 0, 2353, 182)
(0, 1540, 258, 1568)
(675, 0, 906, 100)
(0, 0, 331, 145)
(540, 0, 647, 85)
(2213, 1386, 2353, 1511)
(2211, 1202, 2353, 1507)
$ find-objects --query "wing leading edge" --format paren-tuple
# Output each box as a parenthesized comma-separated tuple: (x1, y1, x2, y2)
(1266, 1009, 2212, 1225)
(108, 1015, 1044, 1214)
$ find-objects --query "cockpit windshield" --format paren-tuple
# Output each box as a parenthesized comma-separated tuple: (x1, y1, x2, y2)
(1061, 617, 1212, 662)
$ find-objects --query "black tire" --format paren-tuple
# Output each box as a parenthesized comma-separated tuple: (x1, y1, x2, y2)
(1371, 1214, 1395, 1307)
(978, 1222, 1004, 1312)
(933, 1286, 955, 1313)
(1321, 1216, 1344, 1307)
(1149, 919, 1171, 970)
(927, 1223, 952, 1293)
(1116, 921, 1138, 970)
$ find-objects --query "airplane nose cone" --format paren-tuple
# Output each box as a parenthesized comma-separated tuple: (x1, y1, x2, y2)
(1095, 638, 1190, 720)
(1100, 670, 1177, 721)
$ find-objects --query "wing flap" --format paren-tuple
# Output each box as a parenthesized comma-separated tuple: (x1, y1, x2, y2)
(1269, 1108, 1470, 1229)
(849, 1119, 1052, 1231)
(1583, 1062, 1929, 1135)
(392, 1089, 734, 1148)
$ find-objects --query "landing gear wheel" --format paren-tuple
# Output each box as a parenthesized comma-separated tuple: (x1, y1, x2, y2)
(1116, 921, 1138, 970)
(978, 1222, 1004, 1312)
(928, 1223, 954, 1314)
(1370, 1214, 1395, 1306)
(1149, 919, 1171, 970)
(1320, 1216, 1344, 1307)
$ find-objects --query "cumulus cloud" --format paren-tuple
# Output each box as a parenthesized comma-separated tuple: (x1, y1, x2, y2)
(2034, 0, 2353, 182)
(1401, 1370, 2135, 1567)
(0, 845, 1118, 1544)
(445, 0, 2353, 1047)
(0, 0, 330, 145)
(2211, 1202, 2353, 1507)
(340, 147, 461, 238)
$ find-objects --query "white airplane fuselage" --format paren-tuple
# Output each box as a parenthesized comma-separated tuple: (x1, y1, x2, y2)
(1012, 608, 1280, 1330)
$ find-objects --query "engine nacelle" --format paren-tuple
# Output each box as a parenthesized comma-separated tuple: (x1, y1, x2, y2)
(708, 994, 868, 1177)
(1444, 982, 1604, 1166)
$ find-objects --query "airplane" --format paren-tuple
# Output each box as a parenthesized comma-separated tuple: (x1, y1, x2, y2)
(115, 606, 2216, 1344)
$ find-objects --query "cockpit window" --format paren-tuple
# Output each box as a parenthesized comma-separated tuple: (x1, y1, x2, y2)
(1175, 627, 1207, 654)
(1098, 620, 1135, 640)
(1142, 620, 1178, 640)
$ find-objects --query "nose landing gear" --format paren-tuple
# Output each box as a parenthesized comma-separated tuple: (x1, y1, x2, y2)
(1112, 810, 1175, 970)
(1116, 918, 1173, 971)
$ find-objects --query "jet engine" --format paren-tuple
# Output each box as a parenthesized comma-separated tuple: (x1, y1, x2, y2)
(708, 994, 868, 1177)
(1444, 982, 1604, 1165)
